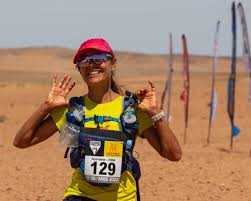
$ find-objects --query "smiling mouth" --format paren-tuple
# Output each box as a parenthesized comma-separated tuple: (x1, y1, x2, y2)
(87, 70, 101, 76)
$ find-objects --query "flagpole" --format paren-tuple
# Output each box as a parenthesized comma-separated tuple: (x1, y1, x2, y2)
(230, 123, 234, 150)
(207, 124, 211, 145)
(166, 33, 173, 121)
(160, 78, 168, 111)
(184, 125, 188, 145)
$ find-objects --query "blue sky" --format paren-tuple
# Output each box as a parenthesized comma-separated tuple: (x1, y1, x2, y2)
(0, 0, 250, 56)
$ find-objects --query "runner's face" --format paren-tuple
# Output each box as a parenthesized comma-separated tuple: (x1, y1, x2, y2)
(78, 50, 115, 87)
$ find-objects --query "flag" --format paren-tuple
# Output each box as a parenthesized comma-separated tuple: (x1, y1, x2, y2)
(180, 34, 190, 144)
(228, 2, 240, 150)
(161, 33, 174, 122)
(237, 2, 251, 105)
(207, 21, 220, 144)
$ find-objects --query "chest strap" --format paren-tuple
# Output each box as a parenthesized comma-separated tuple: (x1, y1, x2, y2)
(85, 115, 121, 125)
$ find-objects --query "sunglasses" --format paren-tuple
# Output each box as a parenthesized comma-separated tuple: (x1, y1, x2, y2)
(77, 53, 113, 68)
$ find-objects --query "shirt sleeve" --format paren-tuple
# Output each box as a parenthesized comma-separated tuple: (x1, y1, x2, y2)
(50, 106, 68, 130)
(136, 110, 153, 138)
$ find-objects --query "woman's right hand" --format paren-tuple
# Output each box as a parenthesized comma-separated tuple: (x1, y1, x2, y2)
(46, 74, 75, 109)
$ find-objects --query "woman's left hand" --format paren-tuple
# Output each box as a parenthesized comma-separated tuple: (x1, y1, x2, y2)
(136, 81, 160, 115)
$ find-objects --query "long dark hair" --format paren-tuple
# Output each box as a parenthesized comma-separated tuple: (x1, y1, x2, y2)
(111, 71, 124, 95)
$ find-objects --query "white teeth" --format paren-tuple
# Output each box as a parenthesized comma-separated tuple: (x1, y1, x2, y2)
(88, 70, 100, 75)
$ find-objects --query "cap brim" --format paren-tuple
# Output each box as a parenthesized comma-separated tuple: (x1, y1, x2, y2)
(73, 48, 114, 64)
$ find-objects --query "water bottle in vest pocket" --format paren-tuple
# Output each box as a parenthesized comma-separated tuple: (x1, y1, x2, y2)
(59, 122, 80, 147)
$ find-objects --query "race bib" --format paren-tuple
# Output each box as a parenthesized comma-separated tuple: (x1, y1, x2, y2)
(84, 141, 123, 184)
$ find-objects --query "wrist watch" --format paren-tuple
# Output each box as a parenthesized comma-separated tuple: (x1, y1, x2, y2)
(151, 110, 165, 122)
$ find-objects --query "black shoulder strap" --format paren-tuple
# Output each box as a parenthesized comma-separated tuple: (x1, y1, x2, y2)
(68, 96, 84, 111)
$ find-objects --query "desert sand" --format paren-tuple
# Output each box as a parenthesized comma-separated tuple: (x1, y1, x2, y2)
(0, 47, 251, 201)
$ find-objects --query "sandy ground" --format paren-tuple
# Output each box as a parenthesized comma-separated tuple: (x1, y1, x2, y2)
(0, 47, 251, 201)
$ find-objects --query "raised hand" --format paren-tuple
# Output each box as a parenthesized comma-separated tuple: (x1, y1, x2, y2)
(136, 81, 159, 114)
(46, 74, 75, 108)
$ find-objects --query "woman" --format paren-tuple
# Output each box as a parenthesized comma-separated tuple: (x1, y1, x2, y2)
(13, 38, 182, 201)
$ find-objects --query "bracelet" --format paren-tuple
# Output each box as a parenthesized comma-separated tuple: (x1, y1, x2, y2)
(151, 110, 165, 122)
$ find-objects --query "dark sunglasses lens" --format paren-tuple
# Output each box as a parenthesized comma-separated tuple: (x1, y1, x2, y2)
(93, 59, 103, 64)
(78, 53, 111, 67)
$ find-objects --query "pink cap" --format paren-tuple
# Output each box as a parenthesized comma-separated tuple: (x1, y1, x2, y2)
(73, 38, 114, 64)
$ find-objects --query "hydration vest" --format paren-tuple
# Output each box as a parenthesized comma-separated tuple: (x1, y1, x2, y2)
(63, 92, 141, 188)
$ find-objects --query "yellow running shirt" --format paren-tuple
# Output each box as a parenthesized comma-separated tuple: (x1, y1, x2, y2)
(51, 95, 153, 201)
